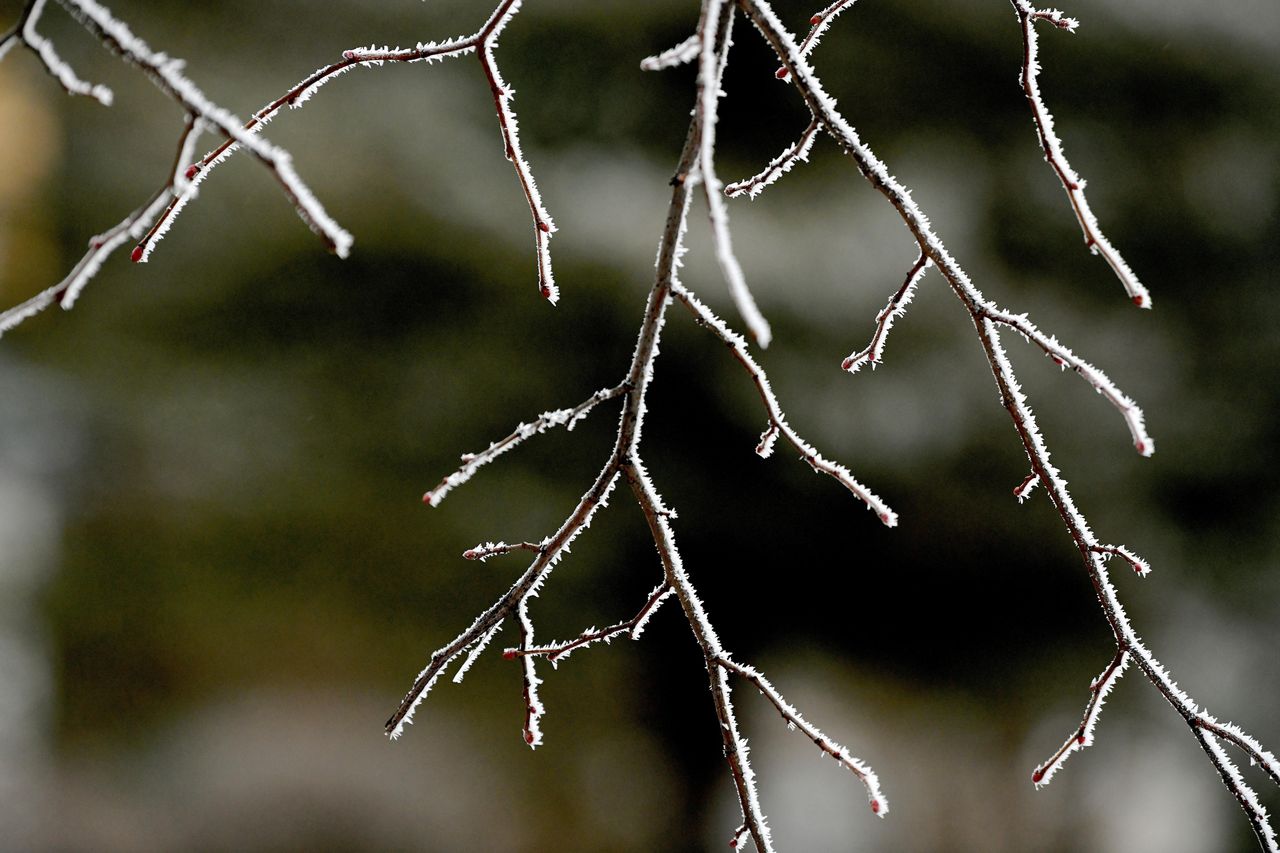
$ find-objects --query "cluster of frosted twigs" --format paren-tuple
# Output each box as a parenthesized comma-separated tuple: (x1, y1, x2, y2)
(2, 1, 1276, 851)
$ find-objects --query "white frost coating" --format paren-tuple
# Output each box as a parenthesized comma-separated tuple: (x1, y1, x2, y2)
(517, 597, 545, 747)
(1033, 651, 1129, 787)
(0, 32, 19, 63)
(775, 0, 865, 82)
(640, 34, 700, 71)
(1014, 1, 1150, 307)
(21, 0, 114, 104)
(843, 252, 931, 373)
(718, 655, 887, 816)
(0, 190, 171, 335)
(1091, 543, 1151, 578)
(630, 460, 774, 852)
(630, 584, 674, 639)
(388, 467, 622, 740)
(386, 645, 470, 739)
(1199, 731, 1280, 853)
(984, 305, 1152, 455)
(58, 0, 352, 258)
(1014, 471, 1040, 503)
(697, 3, 773, 348)
(725, 118, 820, 199)
(1199, 715, 1280, 789)
(423, 386, 622, 507)
(477, 0, 558, 303)
(756, 424, 780, 458)
(452, 619, 503, 684)
(673, 282, 897, 526)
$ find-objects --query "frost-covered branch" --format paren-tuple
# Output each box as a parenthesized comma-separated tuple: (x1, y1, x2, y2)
(1012, 1, 1149, 307)
(716, 655, 885, 816)
(739, 0, 1278, 846)
(0, 0, 564, 337)
(841, 249, 930, 373)
(672, 281, 895, 525)
(3, 0, 112, 103)
(1032, 649, 1129, 787)
(388, 5, 888, 849)
(422, 384, 627, 508)
(725, 117, 820, 199)
(510, 581, 672, 664)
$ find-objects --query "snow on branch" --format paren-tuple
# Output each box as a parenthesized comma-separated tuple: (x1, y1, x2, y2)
(1012, 1, 1150, 307)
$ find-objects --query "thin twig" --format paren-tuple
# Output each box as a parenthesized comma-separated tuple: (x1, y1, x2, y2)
(716, 655, 886, 815)
(842, 249, 931, 373)
(1032, 649, 1129, 786)
(1012, 1, 1149, 307)
(423, 384, 626, 507)
(671, 282, 896, 526)
(510, 582, 673, 664)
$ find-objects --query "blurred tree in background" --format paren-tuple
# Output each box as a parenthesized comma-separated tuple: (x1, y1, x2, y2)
(0, 0, 1277, 850)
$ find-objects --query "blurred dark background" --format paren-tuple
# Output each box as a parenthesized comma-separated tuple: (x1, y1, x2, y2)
(0, 0, 1277, 850)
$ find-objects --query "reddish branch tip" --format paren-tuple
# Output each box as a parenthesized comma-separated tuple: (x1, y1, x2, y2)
(342, 50, 358, 60)
(537, 221, 550, 233)
(879, 512, 890, 524)
(422, 492, 434, 505)
(1077, 735, 1087, 745)
(774, 67, 789, 80)
(129, 245, 144, 263)
(523, 730, 535, 745)
(184, 164, 199, 180)
(502, 649, 516, 660)
(810, 14, 823, 25)
(540, 285, 553, 299)
(870, 799, 881, 814)
(1032, 768, 1045, 783)
(729, 840, 738, 849)
(1135, 441, 1146, 455)
(1132, 294, 1145, 307)
(462, 550, 477, 560)
(841, 356, 856, 371)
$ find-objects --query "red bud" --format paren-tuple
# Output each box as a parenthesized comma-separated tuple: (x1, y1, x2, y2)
(130, 245, 144, 263)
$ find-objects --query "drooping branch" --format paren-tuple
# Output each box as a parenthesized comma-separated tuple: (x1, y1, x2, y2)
(1012, 1, 1150, 307)
(0, 0, 563, 337)
(672, 282, 896, 526)
(716, 655, 886, 815)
